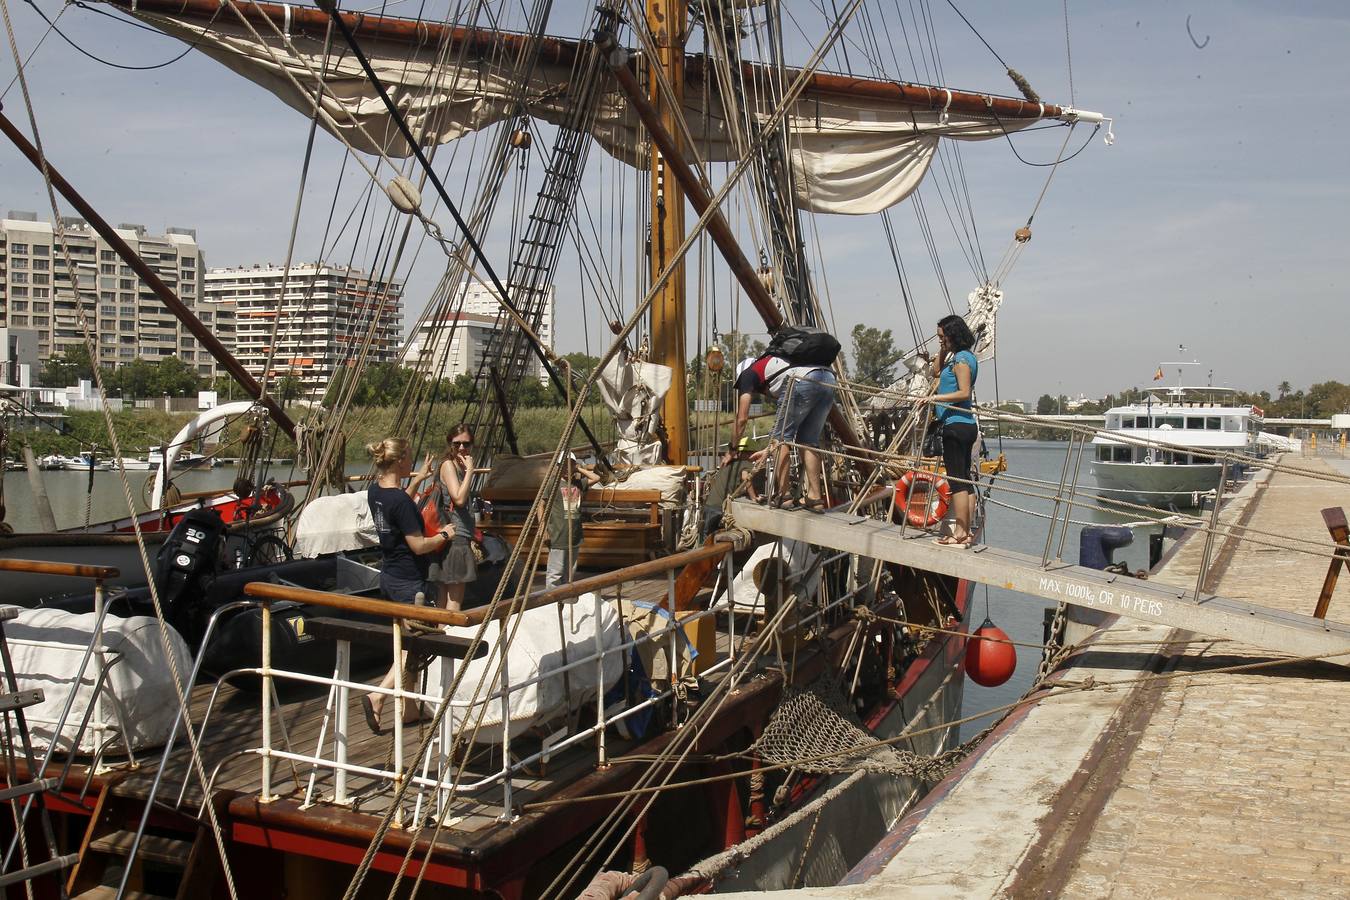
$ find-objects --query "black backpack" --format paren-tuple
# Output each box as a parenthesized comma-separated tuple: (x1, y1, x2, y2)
(766, 325, 841, 367)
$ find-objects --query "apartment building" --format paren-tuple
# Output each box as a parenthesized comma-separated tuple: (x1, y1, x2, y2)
(0, 325, 38, 387)
(403, 279, 555, 381)
(0, 212, 231, 378)
(205, 263, 403, 398)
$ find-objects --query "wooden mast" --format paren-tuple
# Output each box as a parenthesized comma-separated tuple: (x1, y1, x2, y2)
(645, 0, 689, 464)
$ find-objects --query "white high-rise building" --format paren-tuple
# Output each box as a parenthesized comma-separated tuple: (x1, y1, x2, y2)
(403, 280, 554, 381)
(205, 263, 403, 398)
(0, 212, 229, 378)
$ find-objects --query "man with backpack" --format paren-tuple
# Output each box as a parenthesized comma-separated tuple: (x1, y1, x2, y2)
(728, 325, 840, 512)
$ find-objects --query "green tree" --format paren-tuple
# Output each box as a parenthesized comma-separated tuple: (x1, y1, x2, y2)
(1277, 381, 1292, 399)
(448, 372, 479, 403)
(153, 357, 204, 398)
(276, 375, 303, 403)
(560, 352, 601, 382)
(347, 361, 414, 407)
(107, 359, 158, 398)
(39, 345, 95, 387)
(850, 324, 897, 387)
(515, 377, 558, 408)
(1035, 394, 1058, 415)
(210, 375, 241, 403)
(1307, 381, 1350, 418)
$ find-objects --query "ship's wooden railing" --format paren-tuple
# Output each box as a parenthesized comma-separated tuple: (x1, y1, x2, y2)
(230, 540, 739, 822)
(0, 559, 119, 580)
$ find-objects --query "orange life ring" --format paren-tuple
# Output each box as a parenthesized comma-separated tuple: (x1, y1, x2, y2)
(895, 471, 951, 528)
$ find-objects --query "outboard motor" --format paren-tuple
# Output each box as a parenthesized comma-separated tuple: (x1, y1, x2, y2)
(154, 507, 228, 645)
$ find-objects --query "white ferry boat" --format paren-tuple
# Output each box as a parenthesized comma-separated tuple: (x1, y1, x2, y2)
(1090, 387, 1262, 507)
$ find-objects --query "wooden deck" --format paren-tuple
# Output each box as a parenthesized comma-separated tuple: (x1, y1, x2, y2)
(96, 571, 716, 833)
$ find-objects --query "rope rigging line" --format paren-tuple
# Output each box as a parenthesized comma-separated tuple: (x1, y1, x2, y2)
(1, 0, 62, 100)
(0, 4, 241, 895)
(392, 16, 899, 889)
(23, 0, 204, 69)
(521, 640, 1350, 817)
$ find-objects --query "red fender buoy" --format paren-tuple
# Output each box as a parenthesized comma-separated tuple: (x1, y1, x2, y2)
(964, 617, 1016, 687)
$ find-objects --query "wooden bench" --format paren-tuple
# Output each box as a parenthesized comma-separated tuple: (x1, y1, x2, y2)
(306, 617, 489, 661)
(479, 486, 669, 567)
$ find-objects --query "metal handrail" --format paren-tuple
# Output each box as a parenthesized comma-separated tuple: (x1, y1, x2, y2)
(227, 540, 738, 820)
(0, 557, 120, 875)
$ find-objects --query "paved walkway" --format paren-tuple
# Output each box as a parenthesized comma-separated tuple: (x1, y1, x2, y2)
(1059, 456, 1350, 899)
(715, 454, 1350, 899)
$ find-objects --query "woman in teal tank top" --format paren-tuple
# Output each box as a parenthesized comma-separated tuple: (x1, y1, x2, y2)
(926, 314, 979, 547)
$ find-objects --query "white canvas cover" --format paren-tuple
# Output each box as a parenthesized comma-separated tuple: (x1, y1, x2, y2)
(2, 607, 191, 754)
(599, 466, 687, 509)
(293, 492, 379, 558)
(426, 592, 623, 744)
(485, 456, 686, 508)
(131, 13, 1039, 215)
(719, 540, 822, 614)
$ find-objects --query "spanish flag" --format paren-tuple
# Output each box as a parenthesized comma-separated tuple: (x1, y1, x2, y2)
(1153, 367, 1165, 381)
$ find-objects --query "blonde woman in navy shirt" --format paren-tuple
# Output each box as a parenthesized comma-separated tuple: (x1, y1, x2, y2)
(363, 437, 454, 733)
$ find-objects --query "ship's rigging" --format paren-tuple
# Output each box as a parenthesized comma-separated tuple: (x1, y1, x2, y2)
(0, 0, 1110, 896)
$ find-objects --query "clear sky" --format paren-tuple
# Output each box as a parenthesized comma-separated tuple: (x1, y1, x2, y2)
(1, 0, 1345, 405)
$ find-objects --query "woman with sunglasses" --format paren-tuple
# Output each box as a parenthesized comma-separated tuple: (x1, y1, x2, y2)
(427, 424, 479, 611)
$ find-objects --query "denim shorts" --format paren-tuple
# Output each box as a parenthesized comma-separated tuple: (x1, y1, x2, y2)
(380, 573, 430, 604)
(772, 369, 837, 446)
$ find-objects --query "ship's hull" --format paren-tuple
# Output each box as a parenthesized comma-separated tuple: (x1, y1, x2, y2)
(0, 566, 971, 900)
(1090, 460, 1222, 507)
(710, 578, 969, 891)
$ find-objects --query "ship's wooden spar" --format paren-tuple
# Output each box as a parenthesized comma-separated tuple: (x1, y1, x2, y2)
(102, 0, 1076, 124)
(597, 33, 867, 455)
(0, 106, 297, 439)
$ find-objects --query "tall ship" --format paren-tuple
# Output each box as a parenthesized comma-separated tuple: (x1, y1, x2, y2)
(1090, 386, 1262, 507)
(0, 1, 1104, 897)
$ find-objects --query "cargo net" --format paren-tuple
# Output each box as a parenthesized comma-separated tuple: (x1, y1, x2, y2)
(752, 687, 969, 784)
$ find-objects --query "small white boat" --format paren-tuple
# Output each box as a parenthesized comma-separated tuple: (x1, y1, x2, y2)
(1091, 385, 1261, 507)
(117, 457, 155, 471)
(38, 454, 77, 470)
(58, 453, 111, 472)
(147, 446, 209, 469)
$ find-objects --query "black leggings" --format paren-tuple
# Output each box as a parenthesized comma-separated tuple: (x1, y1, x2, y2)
(941, 422, 979, 494)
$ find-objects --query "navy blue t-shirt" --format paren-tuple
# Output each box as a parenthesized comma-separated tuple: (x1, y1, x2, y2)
(368, 485, 428, 581)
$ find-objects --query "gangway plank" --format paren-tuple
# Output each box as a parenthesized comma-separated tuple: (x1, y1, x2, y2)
(729, 500, 1350, 666)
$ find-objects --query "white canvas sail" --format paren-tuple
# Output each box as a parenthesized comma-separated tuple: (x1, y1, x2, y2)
(129, 9, 1044, 215)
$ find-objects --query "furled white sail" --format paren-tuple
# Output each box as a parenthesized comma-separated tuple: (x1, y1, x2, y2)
(130, 11, 1038, 215)
(599, 354, 673, 465)
(868, 283, 1003, 411)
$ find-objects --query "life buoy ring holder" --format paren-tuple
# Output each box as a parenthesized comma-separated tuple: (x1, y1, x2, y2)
(895, 471, 952, 528)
